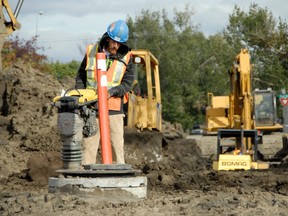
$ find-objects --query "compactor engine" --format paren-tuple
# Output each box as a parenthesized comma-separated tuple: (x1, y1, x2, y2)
(52, 89, 98, 169)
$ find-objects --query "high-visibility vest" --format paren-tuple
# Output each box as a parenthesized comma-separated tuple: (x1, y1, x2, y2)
(85, 44, 131, 111)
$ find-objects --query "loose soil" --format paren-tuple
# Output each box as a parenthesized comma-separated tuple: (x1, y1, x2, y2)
(1, 63, 288, 215)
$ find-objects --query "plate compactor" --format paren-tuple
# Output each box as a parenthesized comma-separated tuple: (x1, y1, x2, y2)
(48, 89, 147, 199)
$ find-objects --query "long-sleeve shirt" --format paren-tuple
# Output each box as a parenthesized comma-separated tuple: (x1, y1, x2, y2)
(75, 33, 134, 115)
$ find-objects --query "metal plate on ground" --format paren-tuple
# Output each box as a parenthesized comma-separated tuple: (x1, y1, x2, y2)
(55, 168, 140, 177)
(83, 163, 133, 170)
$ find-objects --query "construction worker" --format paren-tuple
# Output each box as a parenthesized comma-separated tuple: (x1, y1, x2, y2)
(75, 19, 134, 165)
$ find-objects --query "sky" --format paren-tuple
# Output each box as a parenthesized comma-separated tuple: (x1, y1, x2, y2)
(7, 0, 288, 63)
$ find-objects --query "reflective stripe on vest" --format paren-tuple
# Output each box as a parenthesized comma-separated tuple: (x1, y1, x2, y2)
(85, 44, 98, 89)
(85, 44, 131, 110)
(85, 44, 131, 89)
(106, 54, 130, 90)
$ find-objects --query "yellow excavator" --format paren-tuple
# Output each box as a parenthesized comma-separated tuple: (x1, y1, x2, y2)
(206, 49, 281, 170)
(0, 0, 24, 69)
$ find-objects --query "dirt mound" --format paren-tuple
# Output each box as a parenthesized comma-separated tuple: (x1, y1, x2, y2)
(138, 138, 207, 192)
(0, 62, 72, 183)
(0, 62, 72, 151)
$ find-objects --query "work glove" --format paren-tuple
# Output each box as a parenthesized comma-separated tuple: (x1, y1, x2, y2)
(108, 88, 117, 97)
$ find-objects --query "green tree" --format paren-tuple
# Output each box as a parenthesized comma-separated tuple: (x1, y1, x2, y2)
(224, 4, 288, 91)
(49, 60, 80, 80)
(2, 35, 48, 70)
(127, 5, 236, 129)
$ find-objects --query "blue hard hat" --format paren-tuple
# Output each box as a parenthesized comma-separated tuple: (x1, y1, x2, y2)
(107, 20, 129, 43)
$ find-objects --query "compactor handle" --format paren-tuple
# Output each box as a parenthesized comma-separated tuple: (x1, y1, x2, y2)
(64, 88, 82, 97)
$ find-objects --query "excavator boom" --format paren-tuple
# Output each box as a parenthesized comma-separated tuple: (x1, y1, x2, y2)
(0, 0, 23, 69)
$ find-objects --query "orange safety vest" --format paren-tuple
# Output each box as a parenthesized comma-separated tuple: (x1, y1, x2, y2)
(85, 44, 131, 111)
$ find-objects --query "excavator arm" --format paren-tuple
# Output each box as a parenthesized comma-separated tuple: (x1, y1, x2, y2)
(2, 0, 23, 33)
(0, 0, 24, 69)
(228, 48, 253, 131)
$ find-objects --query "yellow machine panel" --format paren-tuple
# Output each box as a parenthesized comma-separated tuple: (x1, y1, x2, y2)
(206, 94, 229, 132)
(213, 155, 252, 171)
(53, 89, 98, 104)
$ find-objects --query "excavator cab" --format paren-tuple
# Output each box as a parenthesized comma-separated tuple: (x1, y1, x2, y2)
(126, 50, 162, 132)
(254, 89, 282, 132)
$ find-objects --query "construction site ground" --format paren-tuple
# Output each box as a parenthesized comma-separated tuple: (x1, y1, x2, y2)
(1, 63, 288, 215)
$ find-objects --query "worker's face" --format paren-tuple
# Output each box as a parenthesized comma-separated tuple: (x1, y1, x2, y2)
(106, 38, 121, 55)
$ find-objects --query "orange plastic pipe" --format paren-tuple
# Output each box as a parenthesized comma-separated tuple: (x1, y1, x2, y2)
(96, 52, 112, 164)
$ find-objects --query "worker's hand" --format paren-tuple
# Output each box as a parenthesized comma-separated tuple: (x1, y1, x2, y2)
(108, 89, 112, 97)
(108, 88, 117, 98)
